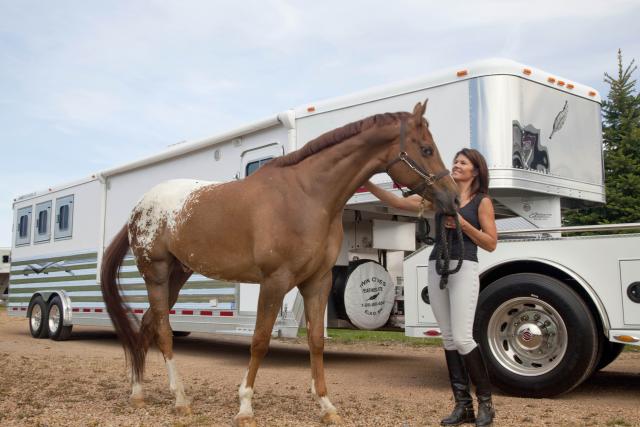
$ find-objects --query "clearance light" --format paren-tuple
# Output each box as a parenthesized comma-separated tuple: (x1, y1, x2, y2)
(567, 83, 575, 89)
(523, 68, 532, 75)
(547, 77, 556, 84)
(456, 69, 468, 77)
(307, 106, 316, 113)
(589, 91, 597, 97)
(614, 335, 639, 343)
(557, 80, 565, 87)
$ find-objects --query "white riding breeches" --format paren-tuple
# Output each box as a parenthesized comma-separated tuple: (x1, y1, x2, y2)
(427, 260, 480, 355)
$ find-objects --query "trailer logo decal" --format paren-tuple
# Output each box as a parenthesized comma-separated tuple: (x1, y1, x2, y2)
(512, 121, 550, 173)
(22, 261, 75, 276)
(549, 101, 569, 140)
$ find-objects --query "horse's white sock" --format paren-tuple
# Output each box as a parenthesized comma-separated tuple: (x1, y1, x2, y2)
(237, 372, 254, 417)
(166, 358, 189, 406)
(311, 379, 337, 416)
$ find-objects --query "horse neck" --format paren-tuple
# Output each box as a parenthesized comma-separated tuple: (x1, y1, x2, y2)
(294, 129, 394, 214)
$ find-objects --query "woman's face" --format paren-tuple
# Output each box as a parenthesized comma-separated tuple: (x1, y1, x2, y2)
(451, 154, 476, 183)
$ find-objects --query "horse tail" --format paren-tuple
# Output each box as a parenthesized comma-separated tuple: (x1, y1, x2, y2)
(100, 224, 145, 381)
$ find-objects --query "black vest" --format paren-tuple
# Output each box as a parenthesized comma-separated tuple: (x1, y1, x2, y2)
(429, 193, 486, 263)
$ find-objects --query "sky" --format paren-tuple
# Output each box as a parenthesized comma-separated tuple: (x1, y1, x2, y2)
(1, 0, 639, 247)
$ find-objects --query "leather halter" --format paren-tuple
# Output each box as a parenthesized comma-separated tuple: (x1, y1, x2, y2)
(385, 120, 450, 198)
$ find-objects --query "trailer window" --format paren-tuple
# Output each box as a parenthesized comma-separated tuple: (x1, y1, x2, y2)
(15, 206, 32, 246)
(245, 157, 273, 177)
(54, 195, 74, 240)
(34, 200, 52, 243)
(2, 255, 8, 264)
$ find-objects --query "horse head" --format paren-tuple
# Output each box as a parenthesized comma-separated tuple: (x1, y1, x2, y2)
(385, 100, 459, 214)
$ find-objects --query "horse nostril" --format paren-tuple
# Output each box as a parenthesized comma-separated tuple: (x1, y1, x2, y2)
(454, 196, 460, 206)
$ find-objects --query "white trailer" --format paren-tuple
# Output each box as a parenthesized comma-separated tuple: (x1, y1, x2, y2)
(8, 59, 638, 397)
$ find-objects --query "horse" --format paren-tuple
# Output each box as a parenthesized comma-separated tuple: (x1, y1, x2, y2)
(100, 100, 458, 426)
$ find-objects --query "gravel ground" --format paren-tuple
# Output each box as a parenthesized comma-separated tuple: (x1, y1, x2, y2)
(1, 309, 639, 427)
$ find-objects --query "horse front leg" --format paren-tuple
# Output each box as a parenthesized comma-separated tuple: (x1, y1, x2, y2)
(301, 271, 341, 425)
(233, 273, 291, 427)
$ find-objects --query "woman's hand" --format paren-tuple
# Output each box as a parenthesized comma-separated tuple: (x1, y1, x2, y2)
(444, 213, 468, 230)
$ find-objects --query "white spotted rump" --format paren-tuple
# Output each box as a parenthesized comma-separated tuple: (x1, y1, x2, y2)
(129, 179, 218, 258)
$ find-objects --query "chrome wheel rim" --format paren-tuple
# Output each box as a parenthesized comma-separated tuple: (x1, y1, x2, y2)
(48, 304, 60, 334)
(30, 304, 42, 331)
(487, 297, 567, 376)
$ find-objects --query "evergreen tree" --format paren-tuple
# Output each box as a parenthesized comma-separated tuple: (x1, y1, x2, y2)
(563, 50, 640, 225)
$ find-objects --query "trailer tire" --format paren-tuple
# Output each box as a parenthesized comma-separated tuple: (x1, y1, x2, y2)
(47, 296, 73, 341)
(595, 340, 625, 372)
(173, 330, 191, 338)
(474, 273, 599, 398)
(28, 296, 49, 339)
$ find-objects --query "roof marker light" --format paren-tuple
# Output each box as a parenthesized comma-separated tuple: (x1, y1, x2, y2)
(456, 70, 468, 77)
(547, 77, 556, 84)
(307, 106, 316, 113)
(523, 68, 532, 75)
(589, 91, 597, 97)
(567, 83, 575, 89)
(557, 80, 565, 87)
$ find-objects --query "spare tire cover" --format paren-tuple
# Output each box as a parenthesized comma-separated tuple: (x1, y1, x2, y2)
(343, 261, 395, 330)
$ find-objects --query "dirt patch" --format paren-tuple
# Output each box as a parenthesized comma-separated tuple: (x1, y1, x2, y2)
(0, 310, 639, 426)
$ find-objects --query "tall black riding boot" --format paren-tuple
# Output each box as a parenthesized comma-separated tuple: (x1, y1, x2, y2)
(462, 347, 495, 427)
(441, 350, 475, 426)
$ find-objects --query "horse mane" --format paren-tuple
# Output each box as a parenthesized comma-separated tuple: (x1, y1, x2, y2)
(268, 111, 411, 168)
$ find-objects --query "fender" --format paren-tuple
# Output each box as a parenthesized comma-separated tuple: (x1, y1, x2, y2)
(479, 257, 611, 335)
(30, 290, 73, 326)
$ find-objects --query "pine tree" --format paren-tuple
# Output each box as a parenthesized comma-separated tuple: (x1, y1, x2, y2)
(563, 50, 640, 226)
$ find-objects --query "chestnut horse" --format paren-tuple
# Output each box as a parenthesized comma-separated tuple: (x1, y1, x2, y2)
(100, 100, 458, 426)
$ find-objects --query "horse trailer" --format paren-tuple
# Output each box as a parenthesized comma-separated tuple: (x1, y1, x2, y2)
(7, 58, 639, 397)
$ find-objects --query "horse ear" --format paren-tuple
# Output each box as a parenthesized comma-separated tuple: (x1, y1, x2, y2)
(412, 99, 428, 120)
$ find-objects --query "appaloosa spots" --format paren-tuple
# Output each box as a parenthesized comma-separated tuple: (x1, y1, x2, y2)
(128, 179, 217, 260)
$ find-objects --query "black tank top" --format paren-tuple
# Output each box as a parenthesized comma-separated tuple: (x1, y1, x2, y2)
(428, 193, 487, 263)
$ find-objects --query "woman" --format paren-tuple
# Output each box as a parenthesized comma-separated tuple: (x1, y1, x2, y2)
(364, 148, 497, 427)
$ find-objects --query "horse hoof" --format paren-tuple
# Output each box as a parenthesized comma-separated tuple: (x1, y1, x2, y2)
(130, 397, 145, 409)
(233, 415, 257, 427)
(321, 412, 342, 425)
(175, 405, 192, 416)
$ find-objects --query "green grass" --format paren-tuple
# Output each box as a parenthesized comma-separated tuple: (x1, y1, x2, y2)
(298, 328, 442, 347)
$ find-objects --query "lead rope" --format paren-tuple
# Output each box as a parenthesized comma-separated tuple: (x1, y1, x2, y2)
(435, 215, 464, 289)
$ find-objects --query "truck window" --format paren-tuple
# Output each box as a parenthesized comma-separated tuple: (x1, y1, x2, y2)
(54, 195, 74, 240)
(245, 157, 273, 177)
(34, 200, 52, 243)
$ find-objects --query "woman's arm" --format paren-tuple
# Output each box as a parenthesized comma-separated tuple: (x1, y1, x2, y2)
(445, 197, 497, 252)
(363, 181, 430, 213)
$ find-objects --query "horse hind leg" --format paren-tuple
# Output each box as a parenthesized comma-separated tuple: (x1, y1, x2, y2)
(142, 258, 192, 415)
(129, 309, 156, 408)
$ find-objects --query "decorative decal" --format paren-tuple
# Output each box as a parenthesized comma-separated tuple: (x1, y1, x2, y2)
(549, 101, 569, 140)
(512, 121, 550, 173)
(23, 260, 75, 276)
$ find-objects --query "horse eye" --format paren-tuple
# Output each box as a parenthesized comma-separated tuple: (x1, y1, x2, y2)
(421, 146, 433, 157)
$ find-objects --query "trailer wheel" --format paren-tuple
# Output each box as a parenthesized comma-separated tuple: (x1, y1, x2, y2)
(47, 296, 73, 341)
(595, 340, 625, 372)
(28, 296, 49, 338)
(474, 273, 599, 398)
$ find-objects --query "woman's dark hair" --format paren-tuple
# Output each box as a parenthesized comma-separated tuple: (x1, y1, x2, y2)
(455, 148, 489, 196)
